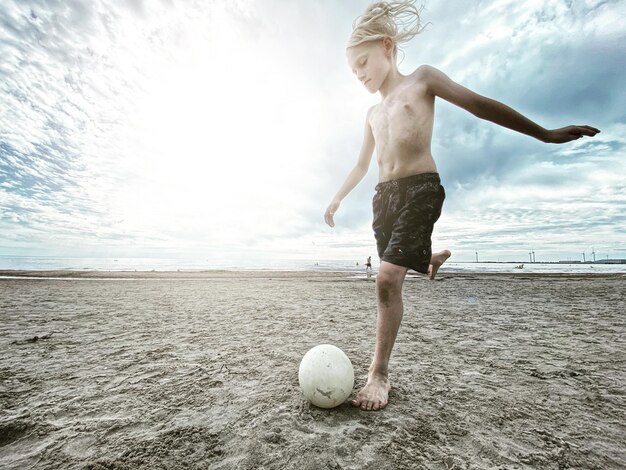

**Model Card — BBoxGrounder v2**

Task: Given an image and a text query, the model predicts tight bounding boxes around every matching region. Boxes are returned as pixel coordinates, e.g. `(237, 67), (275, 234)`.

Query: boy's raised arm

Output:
(418, 65), (600, 144)
(324, 110), (376, 228)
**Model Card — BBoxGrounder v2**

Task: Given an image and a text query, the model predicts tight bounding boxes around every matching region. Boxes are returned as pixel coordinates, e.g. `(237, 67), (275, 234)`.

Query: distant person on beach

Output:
(324, 1), (600, 411)
(365, 256), (372, 277)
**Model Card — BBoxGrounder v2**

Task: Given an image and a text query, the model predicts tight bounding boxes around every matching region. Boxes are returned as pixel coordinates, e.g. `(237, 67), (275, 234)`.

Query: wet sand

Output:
(1, 271), (625, 469)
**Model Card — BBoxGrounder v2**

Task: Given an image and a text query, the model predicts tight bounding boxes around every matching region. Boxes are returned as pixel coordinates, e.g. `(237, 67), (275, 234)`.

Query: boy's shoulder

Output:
(407, 65), (448, 95)
(409, 64), (440, 81)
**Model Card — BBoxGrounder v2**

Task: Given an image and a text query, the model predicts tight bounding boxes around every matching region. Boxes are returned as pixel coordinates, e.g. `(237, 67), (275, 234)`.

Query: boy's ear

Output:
(382, 36), (394, 56)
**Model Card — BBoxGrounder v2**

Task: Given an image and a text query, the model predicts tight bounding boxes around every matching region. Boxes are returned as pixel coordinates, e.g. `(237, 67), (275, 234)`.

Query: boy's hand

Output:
(544, 125), (600, 144)
(324, 200), (341, 227)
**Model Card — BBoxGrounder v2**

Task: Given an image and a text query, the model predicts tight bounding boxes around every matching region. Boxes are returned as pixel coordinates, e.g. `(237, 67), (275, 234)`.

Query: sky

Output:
(1, 0), (625, 264)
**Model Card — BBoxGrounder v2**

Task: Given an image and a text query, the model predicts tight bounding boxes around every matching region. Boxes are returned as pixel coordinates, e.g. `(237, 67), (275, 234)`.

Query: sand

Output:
(1, 270), (625, 469)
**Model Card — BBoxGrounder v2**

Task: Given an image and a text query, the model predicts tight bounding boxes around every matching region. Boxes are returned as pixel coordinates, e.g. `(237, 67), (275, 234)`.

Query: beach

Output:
(1, 271), (625, 469)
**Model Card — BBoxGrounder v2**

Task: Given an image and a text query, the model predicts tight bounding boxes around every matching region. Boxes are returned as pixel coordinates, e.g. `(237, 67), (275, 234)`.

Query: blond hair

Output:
(347, 1), (425, 54)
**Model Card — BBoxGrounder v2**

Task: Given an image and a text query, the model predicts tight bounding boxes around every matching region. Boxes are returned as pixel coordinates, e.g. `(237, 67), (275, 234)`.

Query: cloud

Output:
(0, 0), (624, 262)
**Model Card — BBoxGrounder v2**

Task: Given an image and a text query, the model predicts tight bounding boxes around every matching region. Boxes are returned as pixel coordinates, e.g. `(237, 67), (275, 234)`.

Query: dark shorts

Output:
(372, 173), (445, 274)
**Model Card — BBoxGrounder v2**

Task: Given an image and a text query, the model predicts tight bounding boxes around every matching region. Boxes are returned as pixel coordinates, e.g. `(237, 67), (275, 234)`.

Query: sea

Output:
(0, 256), (624, 275)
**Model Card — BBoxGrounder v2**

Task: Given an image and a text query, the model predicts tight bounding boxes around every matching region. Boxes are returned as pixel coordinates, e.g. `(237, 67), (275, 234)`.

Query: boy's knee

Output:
(376, 270), (402, 294)
(376, 273), (402, 306)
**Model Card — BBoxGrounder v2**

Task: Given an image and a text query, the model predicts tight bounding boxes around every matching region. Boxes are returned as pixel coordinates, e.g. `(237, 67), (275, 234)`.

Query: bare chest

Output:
(369, 87), (434, 146)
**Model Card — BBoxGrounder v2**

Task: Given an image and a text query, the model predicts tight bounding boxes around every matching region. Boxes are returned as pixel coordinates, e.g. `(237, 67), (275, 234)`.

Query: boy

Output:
(324, 1), (599, 411)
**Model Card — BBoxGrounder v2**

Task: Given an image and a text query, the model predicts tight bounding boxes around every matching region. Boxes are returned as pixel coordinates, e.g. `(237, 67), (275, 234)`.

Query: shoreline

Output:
(1, 269), (624, 280)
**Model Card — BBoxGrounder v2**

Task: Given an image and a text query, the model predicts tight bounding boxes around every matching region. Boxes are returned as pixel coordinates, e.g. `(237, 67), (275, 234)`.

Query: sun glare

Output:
(110, 10), (323, 246)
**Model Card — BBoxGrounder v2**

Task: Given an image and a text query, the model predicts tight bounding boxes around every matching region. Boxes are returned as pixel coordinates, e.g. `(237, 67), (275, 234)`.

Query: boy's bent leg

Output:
(352, 261), (408, 411)
(428, 249), (451, 280)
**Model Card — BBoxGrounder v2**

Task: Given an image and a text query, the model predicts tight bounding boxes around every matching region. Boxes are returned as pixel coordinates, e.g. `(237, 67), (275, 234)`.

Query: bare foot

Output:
(428, 249), (451, 280)
(351, 372), (391, 411)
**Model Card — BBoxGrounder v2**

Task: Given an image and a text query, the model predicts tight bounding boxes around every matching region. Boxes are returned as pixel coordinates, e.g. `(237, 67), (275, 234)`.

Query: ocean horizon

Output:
(1, 255), (624, 275)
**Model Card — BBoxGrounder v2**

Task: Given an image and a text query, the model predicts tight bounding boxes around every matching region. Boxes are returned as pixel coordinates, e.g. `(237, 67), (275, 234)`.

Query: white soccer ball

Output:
(298, 344), (354, 408)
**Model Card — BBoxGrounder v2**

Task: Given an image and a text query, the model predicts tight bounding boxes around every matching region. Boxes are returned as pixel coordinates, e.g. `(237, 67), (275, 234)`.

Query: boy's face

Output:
(346, 40), (391, 94)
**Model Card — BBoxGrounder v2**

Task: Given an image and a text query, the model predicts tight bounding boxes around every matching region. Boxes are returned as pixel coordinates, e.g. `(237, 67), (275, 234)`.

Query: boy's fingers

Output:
(324, 211), (335, 227)
(577, 125), (600, 135)
(324, 201), (339, 227)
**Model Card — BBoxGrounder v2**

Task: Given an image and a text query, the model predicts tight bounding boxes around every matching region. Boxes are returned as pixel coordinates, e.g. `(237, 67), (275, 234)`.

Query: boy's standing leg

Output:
(352, 261), (408, 411)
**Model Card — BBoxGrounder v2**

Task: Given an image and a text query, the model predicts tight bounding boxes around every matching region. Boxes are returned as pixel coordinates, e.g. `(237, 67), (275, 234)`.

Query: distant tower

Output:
(528, 251), (533, 262)
(532, 250), (536, 263)
(592, 247), (596, 262)
(582, 252), (586, 263)
(475, 251), (479, 263)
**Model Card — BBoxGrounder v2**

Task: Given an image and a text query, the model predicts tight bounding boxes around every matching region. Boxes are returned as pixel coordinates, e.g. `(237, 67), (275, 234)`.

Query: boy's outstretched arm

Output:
(324, 109), (375, 227)
(419, 65), (600, 143)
